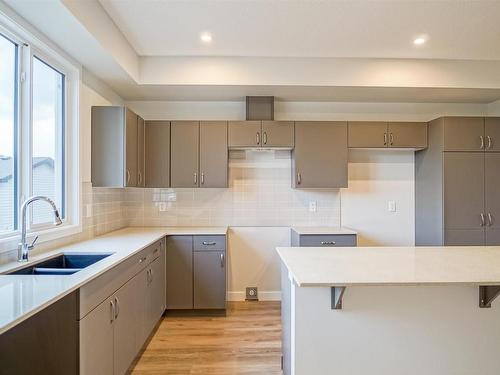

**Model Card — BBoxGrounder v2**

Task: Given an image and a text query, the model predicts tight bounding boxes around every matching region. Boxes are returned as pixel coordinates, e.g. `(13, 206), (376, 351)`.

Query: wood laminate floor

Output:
(131, 301), (282, 375)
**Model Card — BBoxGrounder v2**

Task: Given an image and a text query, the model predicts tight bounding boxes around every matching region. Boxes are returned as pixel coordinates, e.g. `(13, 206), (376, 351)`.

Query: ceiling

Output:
(99, 0), (500, 60)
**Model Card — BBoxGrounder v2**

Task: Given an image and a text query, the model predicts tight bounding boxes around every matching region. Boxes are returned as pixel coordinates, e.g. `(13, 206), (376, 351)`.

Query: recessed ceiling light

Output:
(413, 36), (426, 45)
(200, 32), (213, 43)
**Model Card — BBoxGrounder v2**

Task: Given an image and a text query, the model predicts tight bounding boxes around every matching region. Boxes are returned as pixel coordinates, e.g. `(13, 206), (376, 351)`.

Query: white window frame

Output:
(0, 12), (80, 253)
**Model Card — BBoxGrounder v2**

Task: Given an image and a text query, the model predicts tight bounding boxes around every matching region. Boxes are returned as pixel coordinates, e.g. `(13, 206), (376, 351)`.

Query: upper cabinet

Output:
(442, 117), (485, 151)
(484, 117), (500, 152)
(292, 121), (348, 189)
(137, 116), (145, 187)
(91, 106), (144, 188)
(228, 121), (294, 149)
(348, 121), (428, 149)
(145, 121), (170, 188)
(171, 121), (228, 188)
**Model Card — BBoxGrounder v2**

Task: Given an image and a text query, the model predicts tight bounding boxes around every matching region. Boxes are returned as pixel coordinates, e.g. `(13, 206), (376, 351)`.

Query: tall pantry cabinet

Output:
(415, 117), (500, 246)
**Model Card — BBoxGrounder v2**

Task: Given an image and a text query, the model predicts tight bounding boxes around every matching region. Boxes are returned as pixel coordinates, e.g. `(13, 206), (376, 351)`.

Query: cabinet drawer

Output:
(193, 235), (226, 251)
(299, 234), (357, 247)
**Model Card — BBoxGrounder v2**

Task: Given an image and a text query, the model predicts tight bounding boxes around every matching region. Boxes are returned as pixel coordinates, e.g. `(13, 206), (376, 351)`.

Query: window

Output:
(0, 16), (79, 248)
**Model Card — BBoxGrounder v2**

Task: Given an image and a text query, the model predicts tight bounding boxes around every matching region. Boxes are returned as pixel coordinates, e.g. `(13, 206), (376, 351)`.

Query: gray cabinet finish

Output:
(295, 234), (357, 247)
(193, 235), (226, 251)
(262, 121), (294, 148)
(443, 152), (484, 230)
(443, 117), (484, 151)
(166, 236), (194, 309)
(348, 121), (387, 148)
(137, 116), (145, 187)
(200, 121), (228, 188)
(292, 121), (348, 188)
(171, 121), (200, 187)
(485, 117), (500, 152)
(228, 121), (261, 148)
(388, 122), (427, 148)
(80, 297), (114, 375)
(125, 108), (138, 187)
(193, 251), (226, 309)
(145, 121), (170, 187)
(445, 230), (485, 246)
(148, 252), (166, 328)
(486, 153), (500, 245)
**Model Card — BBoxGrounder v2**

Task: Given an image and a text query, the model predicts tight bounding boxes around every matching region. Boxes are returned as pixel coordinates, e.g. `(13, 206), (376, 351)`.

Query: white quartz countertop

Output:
(291, 226), (357, 235)
(277, 246), (500, 287)
(0, 226), (227, 335)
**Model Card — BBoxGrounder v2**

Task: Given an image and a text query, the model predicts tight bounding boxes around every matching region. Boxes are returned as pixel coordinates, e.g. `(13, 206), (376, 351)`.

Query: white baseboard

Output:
(227, 291), (282, 302)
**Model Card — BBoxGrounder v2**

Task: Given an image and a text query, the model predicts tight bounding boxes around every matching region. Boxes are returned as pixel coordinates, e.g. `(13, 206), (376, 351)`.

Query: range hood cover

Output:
(246, 96), (274, 121)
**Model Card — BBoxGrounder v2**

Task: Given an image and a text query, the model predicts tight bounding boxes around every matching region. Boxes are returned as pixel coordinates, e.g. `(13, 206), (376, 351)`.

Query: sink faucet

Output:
(18, 196), (63, 262)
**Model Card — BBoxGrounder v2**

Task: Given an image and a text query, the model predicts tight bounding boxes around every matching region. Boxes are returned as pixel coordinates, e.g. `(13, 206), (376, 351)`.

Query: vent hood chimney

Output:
(246, 96), (274, 120)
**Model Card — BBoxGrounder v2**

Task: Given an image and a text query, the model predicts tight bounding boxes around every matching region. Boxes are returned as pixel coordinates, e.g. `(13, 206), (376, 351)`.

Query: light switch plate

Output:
(388, 201), (396, 212)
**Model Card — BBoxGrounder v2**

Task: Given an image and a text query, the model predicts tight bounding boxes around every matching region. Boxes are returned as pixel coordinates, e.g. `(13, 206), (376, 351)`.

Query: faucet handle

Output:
(29, 235), (39, 250)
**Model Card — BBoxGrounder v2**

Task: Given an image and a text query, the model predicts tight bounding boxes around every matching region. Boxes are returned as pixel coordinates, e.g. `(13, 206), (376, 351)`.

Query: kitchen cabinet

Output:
(228, 121), (293, 149)
(194, 251), (226, 309)
(485, 117), (500, 152)
(200, 121), (228, 188)
(137, 115), (145, 187)
(292, 121), (348, 188)
(416, 116), (500, 246)
(0, 291), (78, 375)
(171, 121), (200, 187)
(145, 121), (170, 187)
(146, 250), (166, 334)
(348, 121), (427, 149)
(166, 235), (227, 311)
(166, 235), (193, 309)
(91, 106), (142, 187)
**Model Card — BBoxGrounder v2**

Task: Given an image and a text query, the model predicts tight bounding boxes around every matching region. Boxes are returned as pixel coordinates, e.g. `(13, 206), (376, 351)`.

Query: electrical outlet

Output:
(246, 287), (258, 301)
(388, 201), (396, 212)
(309, 201), (317, 212)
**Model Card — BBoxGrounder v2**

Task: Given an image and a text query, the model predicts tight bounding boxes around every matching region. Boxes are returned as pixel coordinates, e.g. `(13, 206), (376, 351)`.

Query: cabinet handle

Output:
(126, 169), (131, 184)
(384, 133), (387, 146)
(487, 136), (492, 149)
(138, 171), (142, 184)
(110, 300), (115, 323)
(201, 173), (205, 185)
(488, 213), (493, 227)
(193, 172), (198, 185)
(297, 172), (302, 185)
(147, 269), (151, 283)
(139, 256), (147, 263)
(321, 241), (336, 245)
(256, 132), (260, 145)
(202, 241), (217, 245)
(480, 136), (485, 149)
(389, 133), (394, 146)
(480, 213), (486, 227)
(114, 297), (120, 319)
(263, 131), (268, 145)
(220, 252), (225, 267)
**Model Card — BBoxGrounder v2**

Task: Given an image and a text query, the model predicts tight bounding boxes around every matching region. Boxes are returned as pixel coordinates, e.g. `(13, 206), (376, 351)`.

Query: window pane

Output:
(0, 34), (17, 233)
(32, 56), (64, 225)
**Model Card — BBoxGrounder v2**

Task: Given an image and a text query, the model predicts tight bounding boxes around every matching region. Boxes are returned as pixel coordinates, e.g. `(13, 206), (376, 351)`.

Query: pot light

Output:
(200, 32), (213, 43)
(413, 36), (426, 45)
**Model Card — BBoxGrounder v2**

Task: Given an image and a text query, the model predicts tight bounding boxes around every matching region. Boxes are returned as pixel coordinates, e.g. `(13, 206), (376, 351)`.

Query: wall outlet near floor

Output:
(388, 200), (397, 212)
(309, 201), (317, 212)
(246, 287), (259, 301)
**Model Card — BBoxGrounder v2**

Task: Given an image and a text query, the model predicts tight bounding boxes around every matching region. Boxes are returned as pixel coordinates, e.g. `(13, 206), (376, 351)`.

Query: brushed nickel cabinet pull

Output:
(480, 136), (485, 149)
(194, 172), (198, 185)
(220, 252), (225, 267)
(110, 300), (115, 323)
(480, 213), (486, 227)
(114, 297), (120, 319)
(487, 136), (492, 149)
(297, 173), (302, 185)
(263, 131), (268, 145)
(256, 132), (260, 145)
(321, 241), (336, 245)
(126, 169), (130, 184)
(488, 213), (493, 226)
(384, 133), (387, 146)
(389, 133), (394, 146)
(201, 173), (205, 185)
(138, 171), (142, 184)
(202, 241), (217, 245)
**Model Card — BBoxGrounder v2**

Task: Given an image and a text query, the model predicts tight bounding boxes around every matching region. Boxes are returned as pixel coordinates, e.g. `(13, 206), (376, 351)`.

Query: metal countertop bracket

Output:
(479, 286), (500, 308)
(331, 287), (346, 310)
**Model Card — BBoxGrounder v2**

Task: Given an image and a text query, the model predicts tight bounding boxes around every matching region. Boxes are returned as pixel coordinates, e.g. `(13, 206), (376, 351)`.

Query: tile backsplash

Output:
(125, 150), (341, 227)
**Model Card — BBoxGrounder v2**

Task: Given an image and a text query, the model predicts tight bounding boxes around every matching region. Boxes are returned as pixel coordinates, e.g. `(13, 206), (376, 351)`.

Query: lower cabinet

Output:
(166, 235), (227, 311)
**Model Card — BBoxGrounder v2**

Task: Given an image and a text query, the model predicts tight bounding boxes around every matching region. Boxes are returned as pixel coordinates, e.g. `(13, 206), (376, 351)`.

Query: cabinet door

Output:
(145, 121), (170, 187)
(261, 121), (294, 148)
(200, 121), (228, 188)
(388, 122), (427, 148)
(443, 152), (485, 233)
(171, 121), (199, 187)
(486, 153), (500, 245)
(137, 116), (145, 187)
(485, 117), (500, 152)
(80, 298), (114, 375)
(445, 230), (485, 246)
(443, 117), (485, 151)
(125, 108), (138, 186)
(228, 121), (262, 148)
(293, 121), (348, 188)
(113, 275), (140, 375)
(348, 121), (387, 148)
(148, 253), (166, 330)
(166, 236), (193, 309)
(194, 251), (226, 309)
(136, 267), (150, 351)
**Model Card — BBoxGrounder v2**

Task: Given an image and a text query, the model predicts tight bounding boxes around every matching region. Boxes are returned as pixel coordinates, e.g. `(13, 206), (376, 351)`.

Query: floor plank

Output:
(131, 301), (282, 375)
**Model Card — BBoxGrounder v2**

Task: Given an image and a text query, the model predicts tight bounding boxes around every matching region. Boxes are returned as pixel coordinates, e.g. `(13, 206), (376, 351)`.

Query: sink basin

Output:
(7, 253), (113, 275)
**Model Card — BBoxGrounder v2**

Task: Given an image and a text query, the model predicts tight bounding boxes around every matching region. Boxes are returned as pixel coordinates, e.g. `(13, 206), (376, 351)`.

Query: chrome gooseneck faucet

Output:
(18, 196), (63, 262)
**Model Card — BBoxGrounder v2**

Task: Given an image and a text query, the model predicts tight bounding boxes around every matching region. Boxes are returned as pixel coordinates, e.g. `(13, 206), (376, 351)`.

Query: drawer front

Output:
(193, 235), (226, 251)
(147, 239), (164, 261)
(299, 234), (357, 247)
